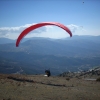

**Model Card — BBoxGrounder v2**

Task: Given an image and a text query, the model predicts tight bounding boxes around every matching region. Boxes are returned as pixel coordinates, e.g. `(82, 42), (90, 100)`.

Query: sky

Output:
(0, 0), (100, 40)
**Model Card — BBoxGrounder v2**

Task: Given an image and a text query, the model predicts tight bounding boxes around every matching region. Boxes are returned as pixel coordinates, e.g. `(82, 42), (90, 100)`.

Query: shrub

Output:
(66, 77), (70, 81)
(96, 77), (100, 82)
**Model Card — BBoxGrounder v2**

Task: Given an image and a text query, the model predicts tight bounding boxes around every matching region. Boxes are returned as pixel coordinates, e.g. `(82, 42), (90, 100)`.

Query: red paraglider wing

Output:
(16, 22), (72, 47)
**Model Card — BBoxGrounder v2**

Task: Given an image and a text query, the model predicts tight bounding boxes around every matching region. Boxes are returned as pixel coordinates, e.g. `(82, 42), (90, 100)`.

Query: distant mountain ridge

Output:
(1, 35), (100, 43)
(1, 35), (100, 57)
(0, 38), (15, 44)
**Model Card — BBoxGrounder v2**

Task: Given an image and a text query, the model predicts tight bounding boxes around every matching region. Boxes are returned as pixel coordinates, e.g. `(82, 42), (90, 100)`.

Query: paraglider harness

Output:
(45, 69), (51, 77)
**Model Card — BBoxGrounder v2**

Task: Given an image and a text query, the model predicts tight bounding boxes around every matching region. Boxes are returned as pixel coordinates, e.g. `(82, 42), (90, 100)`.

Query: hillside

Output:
(0, 35), (100, 75)
(0, 73), (100, 100)
(59, 67), (100, 79)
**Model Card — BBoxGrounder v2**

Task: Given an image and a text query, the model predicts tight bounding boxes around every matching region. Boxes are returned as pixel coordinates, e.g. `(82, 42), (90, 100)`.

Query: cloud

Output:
(1, 23), (99, 39)
(0, 23), (44, 34)
(0, 32), (9, 37)
(67, 24), (79, 33)
(0, 23), (53, 39)
(67, 24), (86, 35)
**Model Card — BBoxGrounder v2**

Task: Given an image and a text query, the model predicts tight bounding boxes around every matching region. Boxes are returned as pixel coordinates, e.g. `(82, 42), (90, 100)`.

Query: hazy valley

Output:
(0, 35), (100, 75)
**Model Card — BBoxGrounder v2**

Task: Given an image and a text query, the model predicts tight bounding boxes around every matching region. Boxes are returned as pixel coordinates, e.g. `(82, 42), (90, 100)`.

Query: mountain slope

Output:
(0, 35), (100, 57)
(0, 38), (15, 44)
(0, 36), (100, 75)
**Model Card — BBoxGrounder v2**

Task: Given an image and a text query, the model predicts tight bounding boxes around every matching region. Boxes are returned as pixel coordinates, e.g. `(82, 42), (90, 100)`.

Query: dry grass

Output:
(0, 74), (100, 100)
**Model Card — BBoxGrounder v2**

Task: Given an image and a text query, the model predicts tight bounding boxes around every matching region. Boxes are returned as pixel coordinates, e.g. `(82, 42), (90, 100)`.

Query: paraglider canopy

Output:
(16, 22), (72, 47)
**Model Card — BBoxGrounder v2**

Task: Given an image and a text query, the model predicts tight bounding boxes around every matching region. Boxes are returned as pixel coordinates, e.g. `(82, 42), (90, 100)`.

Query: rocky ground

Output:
(0, 73), (100, 100)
